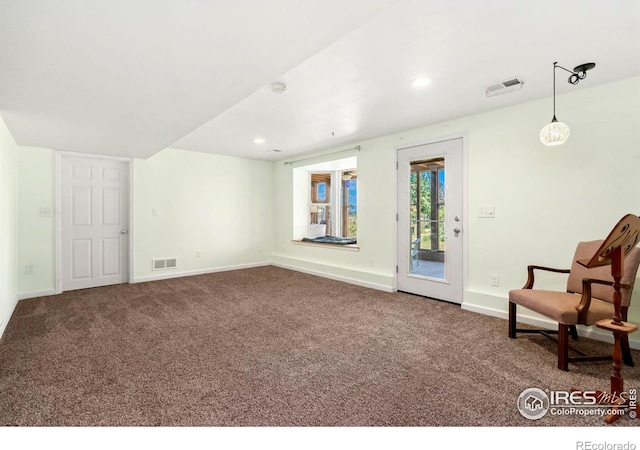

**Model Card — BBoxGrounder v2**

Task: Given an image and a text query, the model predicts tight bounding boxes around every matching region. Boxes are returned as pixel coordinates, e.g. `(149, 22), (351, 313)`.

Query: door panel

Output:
(72, 186), (92, 225)
(397, 138), (464, 303)
(102, 188), (121, 225)
(61, 156), (129, 291)
(101, 238), (120, 276)
(72, 239), (92, 279)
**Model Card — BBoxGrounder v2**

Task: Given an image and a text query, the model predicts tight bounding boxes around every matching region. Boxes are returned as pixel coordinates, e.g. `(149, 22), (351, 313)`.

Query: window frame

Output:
(340, 170), (357, 239)
(307, 167), (357, 239)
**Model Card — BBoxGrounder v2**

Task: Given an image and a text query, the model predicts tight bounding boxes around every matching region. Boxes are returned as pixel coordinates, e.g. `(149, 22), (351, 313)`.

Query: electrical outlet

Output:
(25, 264), (35, 275)
(195, 251), (202, 258)
(490, 274), (499, 287)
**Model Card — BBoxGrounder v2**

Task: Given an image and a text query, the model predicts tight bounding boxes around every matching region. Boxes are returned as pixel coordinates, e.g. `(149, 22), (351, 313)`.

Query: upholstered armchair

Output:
(508, 240), (640, 371)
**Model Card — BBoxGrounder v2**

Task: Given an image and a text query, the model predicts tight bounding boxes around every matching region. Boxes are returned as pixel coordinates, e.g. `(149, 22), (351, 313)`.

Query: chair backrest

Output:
(566, 240), (640, 307)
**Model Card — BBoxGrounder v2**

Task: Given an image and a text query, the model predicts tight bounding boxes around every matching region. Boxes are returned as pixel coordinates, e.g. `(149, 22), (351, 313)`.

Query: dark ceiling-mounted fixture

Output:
(539, 61), (596, 146)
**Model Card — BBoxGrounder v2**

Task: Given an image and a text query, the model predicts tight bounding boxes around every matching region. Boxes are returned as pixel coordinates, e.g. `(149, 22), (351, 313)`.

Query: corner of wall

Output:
(0, 294), (19, 341)
(0, 115), (20, 340)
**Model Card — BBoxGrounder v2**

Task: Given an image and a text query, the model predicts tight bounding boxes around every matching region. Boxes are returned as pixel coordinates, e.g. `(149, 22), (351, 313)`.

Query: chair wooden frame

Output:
(508, 263), (635, 371)
(508, 224), (640, 372)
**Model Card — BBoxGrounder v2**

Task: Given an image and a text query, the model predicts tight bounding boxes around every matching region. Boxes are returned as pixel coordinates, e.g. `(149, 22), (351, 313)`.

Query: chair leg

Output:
(569, 325), (579, 340)
(558, 324), (569, 371)
(622, 334), (634, 367)
(508, 302), (517, 339)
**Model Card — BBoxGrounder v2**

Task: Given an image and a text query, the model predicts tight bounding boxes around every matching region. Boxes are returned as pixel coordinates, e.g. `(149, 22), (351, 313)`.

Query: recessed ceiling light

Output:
(412, 77), (432, 88)
(254, 137), (266, 145)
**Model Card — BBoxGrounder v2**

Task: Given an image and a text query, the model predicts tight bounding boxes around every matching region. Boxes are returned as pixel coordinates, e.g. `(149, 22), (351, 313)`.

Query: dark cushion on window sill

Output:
(301, 236), (357, 245)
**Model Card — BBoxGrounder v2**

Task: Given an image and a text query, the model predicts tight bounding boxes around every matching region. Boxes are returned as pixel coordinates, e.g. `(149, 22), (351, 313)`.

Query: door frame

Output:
(395, 132), (469, 300)
(55, 151), (134, 294)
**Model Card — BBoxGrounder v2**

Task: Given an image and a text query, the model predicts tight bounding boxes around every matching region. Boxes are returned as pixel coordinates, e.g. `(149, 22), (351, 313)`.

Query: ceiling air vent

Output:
(485, 77), (524, 97)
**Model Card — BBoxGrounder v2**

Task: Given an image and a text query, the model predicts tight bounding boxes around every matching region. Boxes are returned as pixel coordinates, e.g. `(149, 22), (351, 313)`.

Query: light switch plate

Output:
(479, 207), (495, 218)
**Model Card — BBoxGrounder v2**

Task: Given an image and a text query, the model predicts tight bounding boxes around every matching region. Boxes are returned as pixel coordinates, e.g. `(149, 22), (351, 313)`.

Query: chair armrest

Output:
(575, 278), (633, 323)
(580, 278), (632, 291)
(523, 265), (570, 289)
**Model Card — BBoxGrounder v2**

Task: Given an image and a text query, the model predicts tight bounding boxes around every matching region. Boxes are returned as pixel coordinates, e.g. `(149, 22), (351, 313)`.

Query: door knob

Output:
(120, 229), (128, 235)
(453, 227), (461, 237)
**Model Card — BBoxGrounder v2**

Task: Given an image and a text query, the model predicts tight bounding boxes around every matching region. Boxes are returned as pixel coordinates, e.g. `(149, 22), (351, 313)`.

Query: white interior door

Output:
(397, 137), (464, 303)
(61, 155), (129, 291)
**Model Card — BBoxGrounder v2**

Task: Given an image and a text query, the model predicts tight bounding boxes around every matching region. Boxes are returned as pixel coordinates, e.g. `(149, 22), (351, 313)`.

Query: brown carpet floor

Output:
(0, 266), (638, 426)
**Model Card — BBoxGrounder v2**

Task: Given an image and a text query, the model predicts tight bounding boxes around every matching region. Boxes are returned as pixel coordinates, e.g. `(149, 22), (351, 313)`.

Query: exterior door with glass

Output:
(397, 137), (464, 303)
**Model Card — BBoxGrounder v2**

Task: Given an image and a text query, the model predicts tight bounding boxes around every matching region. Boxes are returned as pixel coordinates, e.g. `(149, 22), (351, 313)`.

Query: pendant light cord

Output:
(552, 61), (588, 121)
(552, 62), (557, 121)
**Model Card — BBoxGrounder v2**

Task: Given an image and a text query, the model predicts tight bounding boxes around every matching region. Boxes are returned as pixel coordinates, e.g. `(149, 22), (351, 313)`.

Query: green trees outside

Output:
(410, 170), (445, 252)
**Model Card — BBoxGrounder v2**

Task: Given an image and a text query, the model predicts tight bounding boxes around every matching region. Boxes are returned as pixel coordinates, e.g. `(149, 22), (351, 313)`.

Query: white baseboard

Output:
(461, 302), (508, 320)
(131, 261), (271, 283)
(0, 294), (20, 341)
(18, 289), (58, 301)
(271, 259), (394, 292)
(462, 295), (640, 350)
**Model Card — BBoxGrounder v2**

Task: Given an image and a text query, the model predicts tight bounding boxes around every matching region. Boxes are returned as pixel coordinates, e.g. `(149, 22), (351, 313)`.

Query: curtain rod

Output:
(283, 145), (361, 166)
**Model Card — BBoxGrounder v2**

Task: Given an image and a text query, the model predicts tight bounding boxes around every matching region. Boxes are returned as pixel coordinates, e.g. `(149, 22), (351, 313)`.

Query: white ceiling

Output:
(1, 0), (639, 161)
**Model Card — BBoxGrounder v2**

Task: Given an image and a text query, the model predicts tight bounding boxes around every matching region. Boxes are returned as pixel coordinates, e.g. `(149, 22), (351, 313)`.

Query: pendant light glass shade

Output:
(540, 116), (570, 146)
(539, 61), (594, 146)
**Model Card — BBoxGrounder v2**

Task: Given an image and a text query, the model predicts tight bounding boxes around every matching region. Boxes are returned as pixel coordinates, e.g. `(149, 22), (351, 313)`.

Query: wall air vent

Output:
(485, 77), (524, 97)
(152, 258), (177, 271)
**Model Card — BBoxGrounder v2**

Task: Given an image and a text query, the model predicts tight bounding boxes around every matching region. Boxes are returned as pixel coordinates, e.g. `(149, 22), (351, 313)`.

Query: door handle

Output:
(120, 229), (128, 235)
(453, 227), (461, 237)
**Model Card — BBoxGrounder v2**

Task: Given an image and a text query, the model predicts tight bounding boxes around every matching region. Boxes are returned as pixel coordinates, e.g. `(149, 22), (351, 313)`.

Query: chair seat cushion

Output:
(509, 289), (614, 325)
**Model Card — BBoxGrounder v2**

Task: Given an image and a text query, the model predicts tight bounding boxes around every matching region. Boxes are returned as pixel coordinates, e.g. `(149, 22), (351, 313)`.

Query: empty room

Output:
(1, 0), (639, 445)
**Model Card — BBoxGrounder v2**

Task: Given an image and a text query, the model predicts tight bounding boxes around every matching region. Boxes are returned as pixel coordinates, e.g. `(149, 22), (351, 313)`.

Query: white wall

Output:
(15, 147), (274, 293)
(0, 116), (20, 337)
(273, 77), (640, 332)
(7, 77), (640, 349)
(132, 148), (274, 281)
(273, 145), (395, 291)
(17, 147), (56, 297)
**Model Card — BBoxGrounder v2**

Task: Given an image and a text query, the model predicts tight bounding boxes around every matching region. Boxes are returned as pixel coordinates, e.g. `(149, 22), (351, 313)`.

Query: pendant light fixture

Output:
(539, 61), (596, 146)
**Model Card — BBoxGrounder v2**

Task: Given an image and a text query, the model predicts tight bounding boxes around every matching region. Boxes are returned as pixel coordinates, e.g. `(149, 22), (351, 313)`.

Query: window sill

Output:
(291, 240), (360, 251)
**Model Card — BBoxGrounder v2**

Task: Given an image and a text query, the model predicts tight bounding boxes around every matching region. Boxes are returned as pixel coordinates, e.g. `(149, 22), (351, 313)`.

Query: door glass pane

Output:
(409, 158), (445, 279)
